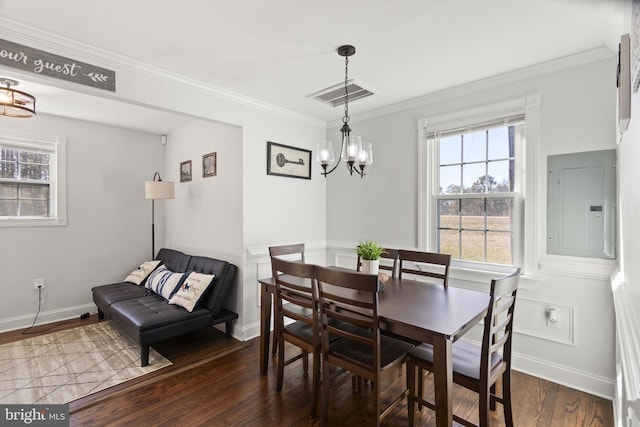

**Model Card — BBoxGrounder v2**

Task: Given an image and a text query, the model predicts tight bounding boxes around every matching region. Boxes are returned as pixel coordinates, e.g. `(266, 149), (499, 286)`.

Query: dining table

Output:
(258, 270), (490, 427)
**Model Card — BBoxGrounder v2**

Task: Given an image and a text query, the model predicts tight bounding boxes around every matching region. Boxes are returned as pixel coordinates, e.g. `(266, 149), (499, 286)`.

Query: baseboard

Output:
(512, 351), (614, 400)
(0, 303), (97, 333)
(237, 321), (260, 342)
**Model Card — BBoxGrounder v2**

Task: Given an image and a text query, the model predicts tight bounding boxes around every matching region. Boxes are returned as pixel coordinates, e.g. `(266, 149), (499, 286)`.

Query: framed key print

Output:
(266, 141), (312, 180)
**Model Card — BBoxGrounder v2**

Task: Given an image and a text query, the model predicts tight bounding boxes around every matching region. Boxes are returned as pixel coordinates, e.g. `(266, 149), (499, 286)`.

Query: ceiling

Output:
(0, 0), (621, 133)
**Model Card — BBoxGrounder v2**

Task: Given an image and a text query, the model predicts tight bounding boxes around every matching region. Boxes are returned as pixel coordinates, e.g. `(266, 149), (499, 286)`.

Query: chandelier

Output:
(315, 45), (372, 178)
(0, 78), (36, 118)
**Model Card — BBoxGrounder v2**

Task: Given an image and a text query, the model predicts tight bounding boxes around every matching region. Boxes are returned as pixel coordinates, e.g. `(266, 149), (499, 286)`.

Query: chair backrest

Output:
(315, 266), (381, 377)
(269, 243), (305, 261)
(357, 248), (399, 277)
(269, 243), (305, 279)
(270, 257), (317, 340)
(482, 268), (520, 382)
(398, 249), (451, 286)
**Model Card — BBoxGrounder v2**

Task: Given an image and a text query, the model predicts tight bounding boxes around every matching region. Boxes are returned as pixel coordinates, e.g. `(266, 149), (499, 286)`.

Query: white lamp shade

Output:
(316, 141), (335, 164)
(359, 142), (373, 166)
(145, 180), (175, 200)
(342, 135), (362, 161)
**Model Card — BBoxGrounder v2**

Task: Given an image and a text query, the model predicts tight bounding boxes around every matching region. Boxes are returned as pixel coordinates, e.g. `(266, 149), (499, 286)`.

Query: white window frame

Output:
(418, 95), (540, 279)
(0, 130), (67, 227)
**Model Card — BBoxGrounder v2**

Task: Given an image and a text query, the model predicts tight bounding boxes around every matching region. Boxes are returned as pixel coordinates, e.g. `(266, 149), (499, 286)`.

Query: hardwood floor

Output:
(1, 316), (613, 426)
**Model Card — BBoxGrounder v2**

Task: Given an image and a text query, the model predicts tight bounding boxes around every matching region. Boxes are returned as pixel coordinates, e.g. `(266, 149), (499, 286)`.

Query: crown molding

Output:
(329, 46), (615, 129)
(0, 17), (325, 129)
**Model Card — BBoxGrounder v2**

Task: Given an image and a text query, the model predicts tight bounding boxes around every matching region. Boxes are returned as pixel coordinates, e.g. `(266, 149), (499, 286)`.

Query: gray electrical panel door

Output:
(547, 149), (616, 259)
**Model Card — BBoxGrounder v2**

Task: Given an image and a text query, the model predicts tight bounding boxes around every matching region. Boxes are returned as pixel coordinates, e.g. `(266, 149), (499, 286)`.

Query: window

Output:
(419, 96), (540, 276)
(436, 118), (524, 266)
(0, 131), (67, 227)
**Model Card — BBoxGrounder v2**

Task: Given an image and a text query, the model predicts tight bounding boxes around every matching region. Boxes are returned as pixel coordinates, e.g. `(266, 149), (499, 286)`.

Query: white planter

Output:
(361, 259), (379, 275)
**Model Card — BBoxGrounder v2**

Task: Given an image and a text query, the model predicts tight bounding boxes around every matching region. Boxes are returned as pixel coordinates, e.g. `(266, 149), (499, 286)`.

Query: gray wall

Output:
(0, 113), (165, 331)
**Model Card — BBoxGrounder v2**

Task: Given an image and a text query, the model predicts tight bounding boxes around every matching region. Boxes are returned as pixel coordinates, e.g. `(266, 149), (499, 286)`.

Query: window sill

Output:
(538, 255), (616, 281)
(449, 264), (538, 291)
(0, 217), (67, 227)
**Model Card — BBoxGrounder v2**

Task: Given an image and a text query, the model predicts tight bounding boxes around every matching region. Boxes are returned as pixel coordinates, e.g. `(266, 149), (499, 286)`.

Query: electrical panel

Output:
(547, 149), (616, 259)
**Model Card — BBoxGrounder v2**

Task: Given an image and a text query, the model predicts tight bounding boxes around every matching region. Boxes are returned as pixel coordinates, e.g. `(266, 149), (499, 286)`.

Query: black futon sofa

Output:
(92, 248), (238, 366)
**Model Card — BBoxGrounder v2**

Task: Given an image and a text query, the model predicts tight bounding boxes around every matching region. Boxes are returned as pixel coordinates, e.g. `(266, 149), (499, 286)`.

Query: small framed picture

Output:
(180, 160), (192, 182)
(266, 141), (312, 180)
(203, 152), (217, 177)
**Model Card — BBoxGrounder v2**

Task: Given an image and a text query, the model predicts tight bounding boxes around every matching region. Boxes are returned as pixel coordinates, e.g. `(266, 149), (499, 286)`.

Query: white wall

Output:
(0, 113), (165, 331)
(163, 119), (244, 328)
(240, 109), (327, 339)
(615, 47), (640, 427)
(325, 56), (618, 398)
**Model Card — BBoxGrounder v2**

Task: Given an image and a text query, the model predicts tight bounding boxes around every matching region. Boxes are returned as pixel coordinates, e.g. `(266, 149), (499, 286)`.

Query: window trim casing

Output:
(418, 95), (540, 277)
(0, 131), (67, 227)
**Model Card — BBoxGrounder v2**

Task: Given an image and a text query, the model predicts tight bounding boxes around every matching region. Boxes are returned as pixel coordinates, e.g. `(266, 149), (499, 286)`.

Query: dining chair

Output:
(406, 267), (521, 427)
(269, 243), (308, 355)
(270, 257), (321, 418)
(398, 249), (451, 285)
(398, 249), (452, 402)
(357, 247), (399, 278)
(315, 265), (414, 427)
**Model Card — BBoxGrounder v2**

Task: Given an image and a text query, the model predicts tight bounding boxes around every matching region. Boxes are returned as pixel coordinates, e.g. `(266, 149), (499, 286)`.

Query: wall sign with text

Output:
(0, 39), (116, 92)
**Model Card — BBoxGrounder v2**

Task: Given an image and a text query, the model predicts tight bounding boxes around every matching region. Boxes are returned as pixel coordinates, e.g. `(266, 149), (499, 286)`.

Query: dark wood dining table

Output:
(258, 272), (490, 427)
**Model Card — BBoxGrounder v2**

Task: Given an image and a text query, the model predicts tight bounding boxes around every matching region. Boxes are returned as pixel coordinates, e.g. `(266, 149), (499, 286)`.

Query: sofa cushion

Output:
(145, 266), (189, 300)
(168, 272), (215, 312)
(110, 296), (211, 334)
(155, 248), (191, 272)
(92, 282), (147, 318)
(123, 260), (162, 285)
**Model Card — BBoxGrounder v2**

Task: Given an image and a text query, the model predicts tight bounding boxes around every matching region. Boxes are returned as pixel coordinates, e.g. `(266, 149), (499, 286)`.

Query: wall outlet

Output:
(33, 278), (45, 290)
(546, 308), (560, 330)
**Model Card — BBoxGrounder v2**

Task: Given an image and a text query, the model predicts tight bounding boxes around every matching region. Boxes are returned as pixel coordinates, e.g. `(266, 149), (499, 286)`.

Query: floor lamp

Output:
(145, 172), (175, 260)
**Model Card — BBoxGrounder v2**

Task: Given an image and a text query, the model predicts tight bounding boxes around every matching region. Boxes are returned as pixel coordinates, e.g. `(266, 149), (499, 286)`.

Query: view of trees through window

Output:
(436, 123), (520, 265)
(0, 148), (51, 217)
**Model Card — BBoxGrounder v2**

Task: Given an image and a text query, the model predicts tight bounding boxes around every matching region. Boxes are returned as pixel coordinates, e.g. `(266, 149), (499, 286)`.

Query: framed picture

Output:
(180, 160), (192, 182)
(266, 141), (312, 180)
(203, 152), (217, 177)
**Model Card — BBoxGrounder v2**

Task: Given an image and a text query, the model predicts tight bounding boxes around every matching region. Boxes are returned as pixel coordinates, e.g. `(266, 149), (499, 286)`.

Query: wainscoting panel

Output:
(514, 298), (575, 346)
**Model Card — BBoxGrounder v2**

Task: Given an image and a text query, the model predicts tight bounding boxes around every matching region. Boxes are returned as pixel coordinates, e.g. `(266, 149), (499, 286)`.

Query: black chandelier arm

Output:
(322, 138), (345, 176)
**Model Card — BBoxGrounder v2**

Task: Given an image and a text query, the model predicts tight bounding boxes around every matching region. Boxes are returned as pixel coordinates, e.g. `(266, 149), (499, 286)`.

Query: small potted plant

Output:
(355, 239), (385, 275)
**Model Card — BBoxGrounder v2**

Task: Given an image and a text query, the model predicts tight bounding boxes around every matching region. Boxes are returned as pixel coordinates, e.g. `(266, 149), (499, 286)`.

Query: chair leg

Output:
(479, 382), (491, 427)
(503, 371), (514, 427)
(276, 334), (285, 392)
(302, 351), (309, 373)
(407, 360), (416, 427)
(321, 359), (330, 427)
(373, 372), (381, 427)
(272, 328), (278, 355)
(417, 367), (423, 410)
(311, 350), (320, 418)
(490, 383), (497, 410)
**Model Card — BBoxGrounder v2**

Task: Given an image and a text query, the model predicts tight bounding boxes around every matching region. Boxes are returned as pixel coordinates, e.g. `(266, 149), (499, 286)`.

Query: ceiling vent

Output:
(307, 79), (374, 107)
